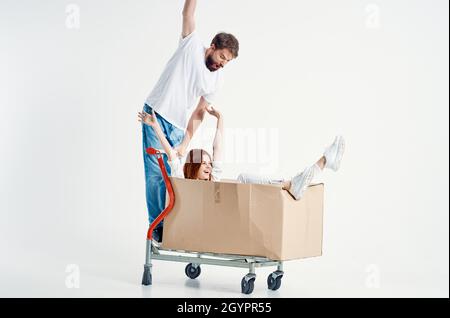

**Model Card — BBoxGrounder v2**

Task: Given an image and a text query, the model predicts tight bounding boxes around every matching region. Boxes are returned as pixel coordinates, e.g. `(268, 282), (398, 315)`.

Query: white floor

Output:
(1, 180), (448, 298)
(1, 242), (447, 298)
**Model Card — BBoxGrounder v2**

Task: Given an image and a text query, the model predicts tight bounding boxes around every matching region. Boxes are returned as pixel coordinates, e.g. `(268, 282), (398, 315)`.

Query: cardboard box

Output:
(161, 177), (324, 261)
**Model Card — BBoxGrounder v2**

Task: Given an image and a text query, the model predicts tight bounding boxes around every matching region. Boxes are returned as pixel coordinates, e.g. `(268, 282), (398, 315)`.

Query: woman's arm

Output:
(138, 110), (177, 161)
(175, 97), (209, 156)
(206, 106), (223, 162)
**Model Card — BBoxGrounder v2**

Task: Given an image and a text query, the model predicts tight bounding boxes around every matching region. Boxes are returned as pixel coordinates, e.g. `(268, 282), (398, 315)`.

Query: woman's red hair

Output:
(183, 149), (212, 180)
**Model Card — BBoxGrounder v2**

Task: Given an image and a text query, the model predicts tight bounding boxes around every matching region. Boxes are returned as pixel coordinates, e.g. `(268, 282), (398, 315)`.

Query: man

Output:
(141, 0), (239, 243)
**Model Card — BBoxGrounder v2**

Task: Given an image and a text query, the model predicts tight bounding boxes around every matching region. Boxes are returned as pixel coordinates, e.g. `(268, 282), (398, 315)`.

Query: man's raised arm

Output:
(182, 0), (197, 38)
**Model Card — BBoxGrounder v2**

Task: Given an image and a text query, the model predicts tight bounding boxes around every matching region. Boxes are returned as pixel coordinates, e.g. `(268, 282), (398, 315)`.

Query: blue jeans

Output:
(142, 104), (184, 227)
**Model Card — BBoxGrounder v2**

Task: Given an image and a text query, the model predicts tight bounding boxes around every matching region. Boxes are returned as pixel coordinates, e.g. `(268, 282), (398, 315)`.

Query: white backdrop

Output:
(0, 0), (448, 297)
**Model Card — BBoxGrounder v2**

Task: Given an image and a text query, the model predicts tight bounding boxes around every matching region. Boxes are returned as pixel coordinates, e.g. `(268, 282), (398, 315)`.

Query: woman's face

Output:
(196, 153), (212, 180)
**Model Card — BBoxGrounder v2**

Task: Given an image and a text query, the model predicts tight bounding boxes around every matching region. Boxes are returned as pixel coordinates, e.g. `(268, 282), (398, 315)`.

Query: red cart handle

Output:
(145, 147), (175, 240)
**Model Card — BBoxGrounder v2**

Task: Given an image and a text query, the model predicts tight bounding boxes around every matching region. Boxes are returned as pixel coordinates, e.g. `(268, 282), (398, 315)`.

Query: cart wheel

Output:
(185, 263), (201, 279)
(241, 276), (255, 294)
(267, 272), (283, 291)
(142, 266), (152, 286)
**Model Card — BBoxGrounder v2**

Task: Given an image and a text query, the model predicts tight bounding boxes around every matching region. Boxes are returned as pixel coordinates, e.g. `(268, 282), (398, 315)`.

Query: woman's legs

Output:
(237, 173), (286, 185)
(280, 156), (326, 192)
(289, 135), (345, 200)
(236, 173), (296, 193)
(237, 136), (345, 200)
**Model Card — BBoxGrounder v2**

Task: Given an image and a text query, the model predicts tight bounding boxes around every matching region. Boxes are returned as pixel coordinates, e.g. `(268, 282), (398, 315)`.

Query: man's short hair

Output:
(211, 33), (239, 58)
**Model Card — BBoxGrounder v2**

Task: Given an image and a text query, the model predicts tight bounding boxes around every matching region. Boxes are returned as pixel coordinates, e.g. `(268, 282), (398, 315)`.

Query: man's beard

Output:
(205, 55), (219, 72)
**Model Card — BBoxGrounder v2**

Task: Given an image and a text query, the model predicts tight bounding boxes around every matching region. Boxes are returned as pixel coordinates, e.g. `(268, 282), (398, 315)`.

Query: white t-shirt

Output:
(145, 31), (222, 131)
(167, 149), (223, 182)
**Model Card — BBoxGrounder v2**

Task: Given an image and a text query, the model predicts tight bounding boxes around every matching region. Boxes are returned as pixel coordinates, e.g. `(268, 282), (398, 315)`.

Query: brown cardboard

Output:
(161, 177), (324, 261)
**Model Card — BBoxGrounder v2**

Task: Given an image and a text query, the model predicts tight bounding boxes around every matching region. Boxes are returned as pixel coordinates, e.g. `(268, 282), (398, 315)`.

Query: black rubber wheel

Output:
(241, 277), (255, 294)
(267, 274), (282, 291)
(142, 267), (152, 286)
(185, 263), (201, 279)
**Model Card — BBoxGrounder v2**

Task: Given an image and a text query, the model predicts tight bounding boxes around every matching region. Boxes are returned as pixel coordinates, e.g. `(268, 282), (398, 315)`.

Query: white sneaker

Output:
(324, 136), (345, 172)
(151, 239), (161, 248)
(289, 166), (314, 200)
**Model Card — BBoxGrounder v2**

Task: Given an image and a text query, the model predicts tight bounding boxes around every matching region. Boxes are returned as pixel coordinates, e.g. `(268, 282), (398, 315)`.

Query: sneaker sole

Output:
(334, 136), (345, 171)
(291, 167), (315, 200)
(151, 240), (161, 248)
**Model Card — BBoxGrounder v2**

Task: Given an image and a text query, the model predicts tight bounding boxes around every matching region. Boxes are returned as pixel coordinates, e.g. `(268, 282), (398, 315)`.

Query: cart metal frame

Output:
(141, 148), (284, 294)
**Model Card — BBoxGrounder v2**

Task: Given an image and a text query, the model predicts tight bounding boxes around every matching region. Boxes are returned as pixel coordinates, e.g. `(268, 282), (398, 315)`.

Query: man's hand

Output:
(182, 0), (197, 38)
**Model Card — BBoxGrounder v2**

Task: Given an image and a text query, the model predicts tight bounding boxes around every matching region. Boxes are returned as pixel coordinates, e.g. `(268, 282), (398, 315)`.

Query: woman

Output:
(138, 107), (345, 201)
